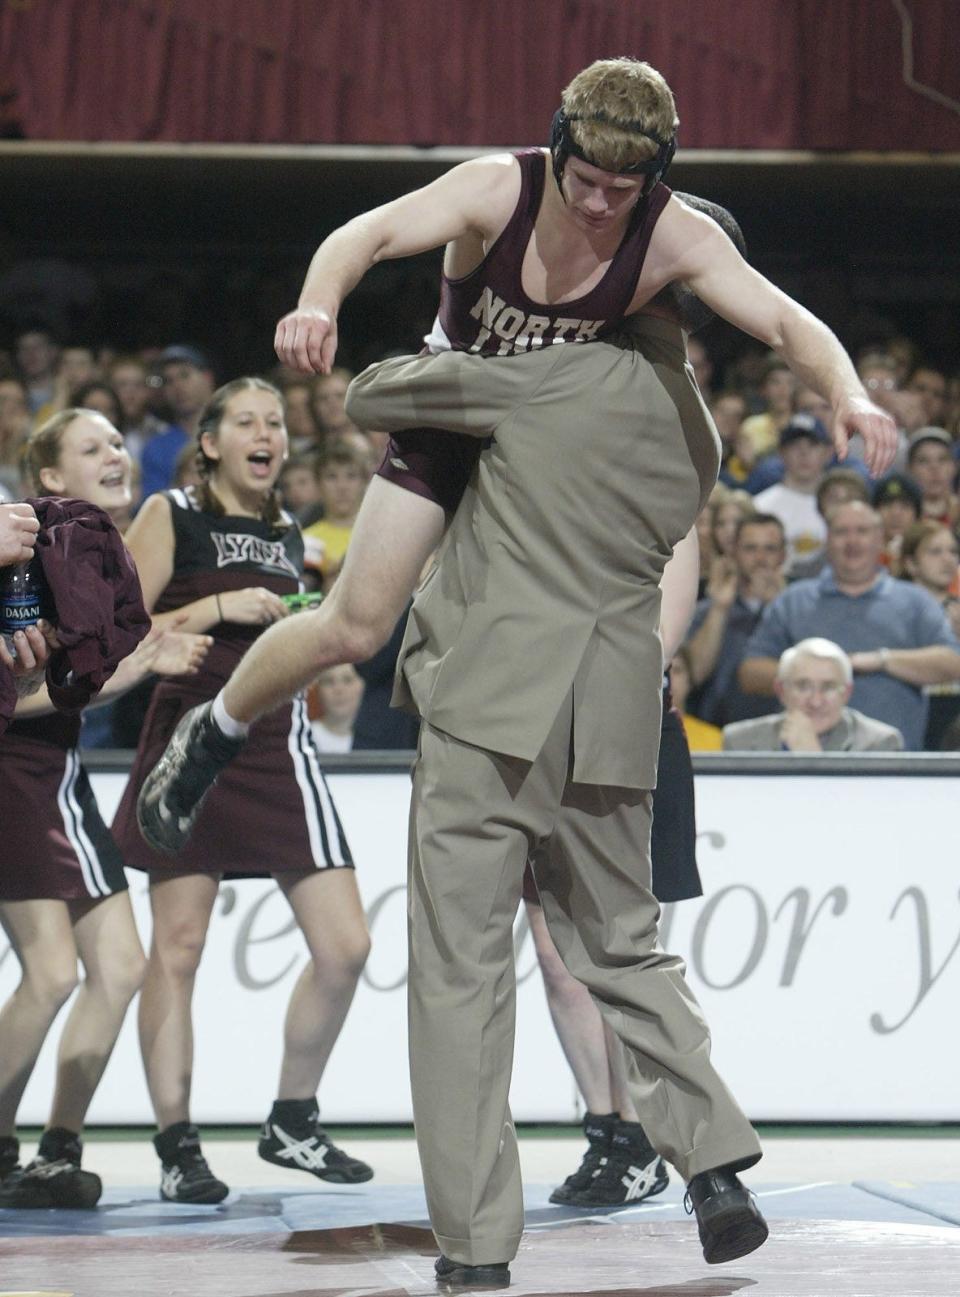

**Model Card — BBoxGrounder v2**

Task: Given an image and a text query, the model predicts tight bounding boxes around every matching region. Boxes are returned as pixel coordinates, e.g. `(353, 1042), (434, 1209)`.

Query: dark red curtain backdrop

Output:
(1, 0), (958, 149)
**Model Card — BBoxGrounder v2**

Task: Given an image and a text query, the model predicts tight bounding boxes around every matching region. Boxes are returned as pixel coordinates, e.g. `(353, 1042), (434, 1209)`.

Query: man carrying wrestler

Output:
(138, 56), (893, 850)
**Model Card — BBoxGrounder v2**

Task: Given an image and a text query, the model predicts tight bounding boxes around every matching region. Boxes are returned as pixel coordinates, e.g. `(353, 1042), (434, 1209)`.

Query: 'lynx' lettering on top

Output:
(211, 532), (299, 579)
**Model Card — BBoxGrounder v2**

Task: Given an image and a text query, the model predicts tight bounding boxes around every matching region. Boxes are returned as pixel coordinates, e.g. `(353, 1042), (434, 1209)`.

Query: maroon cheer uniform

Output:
(0, 710), (128, 902)
(112, 488), (352, 876)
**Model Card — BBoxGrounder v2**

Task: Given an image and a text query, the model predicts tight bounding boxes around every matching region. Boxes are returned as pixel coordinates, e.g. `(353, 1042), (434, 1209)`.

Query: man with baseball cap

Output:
(906, 426), (959, 527)
(141, 345), (216, 499)
(872, 472), (922, 566)
(753, 413), (835, 578)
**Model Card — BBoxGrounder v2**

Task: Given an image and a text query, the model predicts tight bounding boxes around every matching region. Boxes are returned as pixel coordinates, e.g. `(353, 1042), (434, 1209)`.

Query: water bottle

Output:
(0, 555), (54, 657)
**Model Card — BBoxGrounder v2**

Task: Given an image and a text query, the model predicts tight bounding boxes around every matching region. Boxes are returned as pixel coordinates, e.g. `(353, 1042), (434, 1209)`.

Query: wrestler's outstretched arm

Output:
(649, 202), (897, 476)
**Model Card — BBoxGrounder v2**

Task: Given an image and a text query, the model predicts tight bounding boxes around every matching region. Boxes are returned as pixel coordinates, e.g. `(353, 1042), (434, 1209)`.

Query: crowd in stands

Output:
(2, 320), (960, 753)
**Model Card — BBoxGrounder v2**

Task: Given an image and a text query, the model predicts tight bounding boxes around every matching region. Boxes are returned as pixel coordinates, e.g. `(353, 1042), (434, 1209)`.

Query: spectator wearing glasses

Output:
(854, 351), (913, 470)
(739, 501), (960, 749)
(723, 638), (903, 752)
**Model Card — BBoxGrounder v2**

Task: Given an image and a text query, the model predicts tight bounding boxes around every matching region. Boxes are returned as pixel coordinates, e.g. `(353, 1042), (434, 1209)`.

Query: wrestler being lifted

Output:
(138, 56), (895, 851)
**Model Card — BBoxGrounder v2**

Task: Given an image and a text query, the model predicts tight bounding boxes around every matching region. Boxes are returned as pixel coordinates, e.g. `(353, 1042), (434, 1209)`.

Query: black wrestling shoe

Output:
(137, 700), (245, 854)
(155, 1122), (229, 1204)
(0, 1136), (55, 1209)
(571, 1119), (669, 1207)
(684, 1166), (769, 1264)
(258, 1100), (373, 1184)
(435, 1254), (511, 1289)
(0, 1166), (52, 1209)
(548, 1111), (615, 1205)
(8, 1128), (102, 1208)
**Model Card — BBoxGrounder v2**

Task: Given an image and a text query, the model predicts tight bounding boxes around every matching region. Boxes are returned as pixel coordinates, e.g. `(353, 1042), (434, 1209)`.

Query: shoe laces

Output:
(24, 1156), (75, 1179)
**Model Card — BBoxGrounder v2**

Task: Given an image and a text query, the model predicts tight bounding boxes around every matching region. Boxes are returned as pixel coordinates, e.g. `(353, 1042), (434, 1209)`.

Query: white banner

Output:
(4, 770), (958, 1124)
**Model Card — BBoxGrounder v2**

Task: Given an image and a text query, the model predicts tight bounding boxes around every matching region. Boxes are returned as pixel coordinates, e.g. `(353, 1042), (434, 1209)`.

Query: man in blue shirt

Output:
(140, 346), (215, 500)
(686, 513), (786, 727)
(739, 500), (960, 749)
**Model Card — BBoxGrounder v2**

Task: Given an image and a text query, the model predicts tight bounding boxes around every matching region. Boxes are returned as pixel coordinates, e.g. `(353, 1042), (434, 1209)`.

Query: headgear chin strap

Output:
(549, 108), (677, 196)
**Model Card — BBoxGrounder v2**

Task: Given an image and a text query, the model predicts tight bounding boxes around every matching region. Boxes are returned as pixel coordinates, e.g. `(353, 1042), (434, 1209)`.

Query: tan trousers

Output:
(408, 694), (762, 1266)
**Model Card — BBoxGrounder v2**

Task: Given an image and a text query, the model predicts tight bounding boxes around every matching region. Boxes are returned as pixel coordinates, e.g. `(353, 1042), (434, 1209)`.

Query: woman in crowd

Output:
(899, 520), (960, 630)
(695, 485), (754, 600)
(0, 408), (207, 1209)
(309, 664), (364, 754)
(899, 519), (960, 748)
(112, 378), (372, 1204)
(710, 488), (755, 561)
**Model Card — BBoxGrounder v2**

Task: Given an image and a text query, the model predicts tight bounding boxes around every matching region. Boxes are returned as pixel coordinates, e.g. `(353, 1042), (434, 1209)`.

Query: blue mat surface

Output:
(1, 1180), (958, 1239)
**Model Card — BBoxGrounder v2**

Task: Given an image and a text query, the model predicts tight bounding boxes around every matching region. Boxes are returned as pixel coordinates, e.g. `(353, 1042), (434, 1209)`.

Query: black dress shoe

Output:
(435, 1253), (511, 1289)
(684, 1167), (768, 1264)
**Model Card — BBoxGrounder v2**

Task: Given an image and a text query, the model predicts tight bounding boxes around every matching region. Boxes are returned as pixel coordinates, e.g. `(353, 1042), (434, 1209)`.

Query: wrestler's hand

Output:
(275, 305), (338, 375)
(0, 502), (40, 565)
(831, 396), (897, 477)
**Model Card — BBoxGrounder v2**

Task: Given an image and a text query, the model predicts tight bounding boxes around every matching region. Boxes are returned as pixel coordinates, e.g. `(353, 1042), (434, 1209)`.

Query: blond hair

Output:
(24, 407), (116, 495)
(561, 58), (678, 171)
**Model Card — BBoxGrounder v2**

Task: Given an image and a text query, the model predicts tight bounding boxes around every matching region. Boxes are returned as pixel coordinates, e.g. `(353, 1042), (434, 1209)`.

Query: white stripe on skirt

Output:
(287, 696), (347, 868)
(56, 750), (109, 897)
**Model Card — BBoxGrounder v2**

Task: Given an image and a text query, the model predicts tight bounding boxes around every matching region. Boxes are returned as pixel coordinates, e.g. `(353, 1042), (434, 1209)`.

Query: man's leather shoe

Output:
(684, 1167), (768, 1264)
(435, 1253), (511, 1289)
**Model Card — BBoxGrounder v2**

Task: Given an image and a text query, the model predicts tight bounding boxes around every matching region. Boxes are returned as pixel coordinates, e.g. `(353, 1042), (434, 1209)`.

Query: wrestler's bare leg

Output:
(222, 477), (445, 724)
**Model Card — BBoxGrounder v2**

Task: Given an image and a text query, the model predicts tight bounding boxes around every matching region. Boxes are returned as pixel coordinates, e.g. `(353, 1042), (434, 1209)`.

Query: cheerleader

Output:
(112, 378), (372, 1203)
(0, 408), (206, 1208)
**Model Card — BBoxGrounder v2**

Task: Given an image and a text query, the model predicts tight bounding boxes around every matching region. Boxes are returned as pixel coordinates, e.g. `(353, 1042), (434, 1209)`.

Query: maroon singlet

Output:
(377, 149), (671, 511)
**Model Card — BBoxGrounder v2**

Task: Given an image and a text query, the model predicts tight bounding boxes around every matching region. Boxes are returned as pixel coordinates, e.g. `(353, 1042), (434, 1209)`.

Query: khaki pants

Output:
(408, 694), (762, 1266)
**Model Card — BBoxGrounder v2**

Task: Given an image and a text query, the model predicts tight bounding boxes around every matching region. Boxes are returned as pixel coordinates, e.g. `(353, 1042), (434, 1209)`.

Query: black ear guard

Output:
(549, 108), (677, 196)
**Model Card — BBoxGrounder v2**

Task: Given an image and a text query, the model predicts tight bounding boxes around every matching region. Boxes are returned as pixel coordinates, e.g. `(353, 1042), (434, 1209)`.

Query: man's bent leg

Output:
(409, 723), (561, 1267)
(535, 787), (762, 1183)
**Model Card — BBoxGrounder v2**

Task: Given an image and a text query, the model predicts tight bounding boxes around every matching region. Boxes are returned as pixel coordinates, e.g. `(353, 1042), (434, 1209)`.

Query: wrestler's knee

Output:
(325, 595), (395, 665)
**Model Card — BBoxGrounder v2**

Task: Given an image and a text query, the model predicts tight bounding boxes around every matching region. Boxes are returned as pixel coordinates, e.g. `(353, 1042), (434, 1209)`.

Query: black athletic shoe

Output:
(258, 1102), (373, 1184)
(548, 1111), (615, 1205)
(137, 700), (246, 854)
(0, 1167), (52, 1209)
(570, 1120), (669, 1208)
(0, 1129), (101, 1209)
(684, 1166), (769, 1264)
(155, 1122), (229, 1204)
(435, 1254), (511, 1290)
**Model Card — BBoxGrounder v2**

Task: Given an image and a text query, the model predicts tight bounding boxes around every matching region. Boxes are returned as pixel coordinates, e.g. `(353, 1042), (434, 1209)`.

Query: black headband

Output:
(549, 108), (677, 195)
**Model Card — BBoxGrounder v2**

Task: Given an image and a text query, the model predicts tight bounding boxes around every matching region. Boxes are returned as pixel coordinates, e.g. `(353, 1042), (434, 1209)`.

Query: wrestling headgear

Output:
(549, 108), (677, 196)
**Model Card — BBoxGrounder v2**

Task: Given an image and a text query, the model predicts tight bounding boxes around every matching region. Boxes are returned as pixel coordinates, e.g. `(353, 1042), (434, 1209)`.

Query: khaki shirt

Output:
(346, 317), (720, 789)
